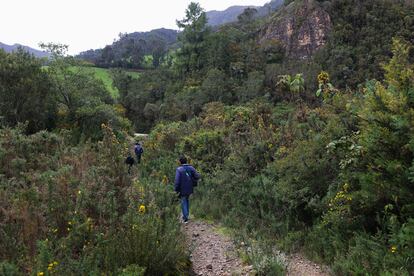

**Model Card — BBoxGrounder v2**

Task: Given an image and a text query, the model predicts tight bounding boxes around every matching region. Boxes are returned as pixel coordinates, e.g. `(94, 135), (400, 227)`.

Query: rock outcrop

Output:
(259, 0), (332, 59)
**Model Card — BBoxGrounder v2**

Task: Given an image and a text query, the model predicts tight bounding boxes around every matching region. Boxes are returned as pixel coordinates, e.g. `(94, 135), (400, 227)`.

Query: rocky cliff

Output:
(259, 0), (332, 59)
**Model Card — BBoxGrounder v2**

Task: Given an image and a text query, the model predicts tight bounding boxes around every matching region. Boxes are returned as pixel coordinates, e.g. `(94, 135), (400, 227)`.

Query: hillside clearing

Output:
(73, 66), (140, 98)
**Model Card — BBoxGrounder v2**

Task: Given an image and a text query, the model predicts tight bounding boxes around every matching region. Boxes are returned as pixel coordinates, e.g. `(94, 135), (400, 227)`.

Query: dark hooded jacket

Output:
(174, 164), (200, 196)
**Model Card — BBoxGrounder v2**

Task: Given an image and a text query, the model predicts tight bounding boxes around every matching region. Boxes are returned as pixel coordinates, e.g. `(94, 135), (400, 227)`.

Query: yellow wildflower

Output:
(317, 71), (330, 84)
(343, 183), (349, 191)
(138, 204), (146, 214)
(48, 261), (58, 271)
(37, 272), (44, 276)
(391, 246), (397, 253)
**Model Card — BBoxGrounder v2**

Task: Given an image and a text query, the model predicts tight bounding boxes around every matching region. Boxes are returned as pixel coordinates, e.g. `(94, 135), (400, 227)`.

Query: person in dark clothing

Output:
(174, 156), (200, 223)
(134, 142), (144, 164)
(125, 153), (135, 174)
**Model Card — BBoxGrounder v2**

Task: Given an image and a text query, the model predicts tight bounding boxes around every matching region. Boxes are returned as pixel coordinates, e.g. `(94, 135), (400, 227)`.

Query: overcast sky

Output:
(0, 0), (270, 55)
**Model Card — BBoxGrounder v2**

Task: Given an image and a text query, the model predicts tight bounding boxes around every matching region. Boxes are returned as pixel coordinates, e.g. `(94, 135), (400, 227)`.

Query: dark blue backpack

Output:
(185, 167), (200, 187)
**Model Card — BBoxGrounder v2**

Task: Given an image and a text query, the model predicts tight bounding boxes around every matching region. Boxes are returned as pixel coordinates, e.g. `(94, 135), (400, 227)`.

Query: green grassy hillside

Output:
(74, 66), (140, 98)
(43, 65), (141, 98)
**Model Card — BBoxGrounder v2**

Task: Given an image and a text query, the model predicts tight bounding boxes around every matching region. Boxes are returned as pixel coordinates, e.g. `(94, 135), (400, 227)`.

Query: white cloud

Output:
(0, 0), (270, 54)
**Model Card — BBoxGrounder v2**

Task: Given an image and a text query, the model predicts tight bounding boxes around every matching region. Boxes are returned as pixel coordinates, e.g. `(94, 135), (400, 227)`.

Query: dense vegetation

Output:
(112, 0), (414, 274)
(0, 125), (188, 275)
(1, 0), (414, 274)
(143, 40), (414, 274)
(0, 46), (187, 275)
(315, 0), (414, 88)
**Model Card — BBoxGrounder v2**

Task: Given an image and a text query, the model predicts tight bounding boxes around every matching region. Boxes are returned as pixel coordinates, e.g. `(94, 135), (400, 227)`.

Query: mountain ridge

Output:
(206, 0), (284, 26)
(206, 5), (258, 26)
(0, 42), (50, 58)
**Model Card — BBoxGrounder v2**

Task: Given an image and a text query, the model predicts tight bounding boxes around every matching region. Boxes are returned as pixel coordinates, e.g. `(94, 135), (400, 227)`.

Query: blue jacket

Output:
(134, 145), (143, 155)
(174, 164), (200, 196)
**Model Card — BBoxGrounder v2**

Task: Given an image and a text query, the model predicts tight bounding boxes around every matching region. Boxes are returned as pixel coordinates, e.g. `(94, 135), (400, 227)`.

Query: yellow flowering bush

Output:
(322, 184), (353, 226)
(317, 71), (330, 84)
(138, 204), (146, 214)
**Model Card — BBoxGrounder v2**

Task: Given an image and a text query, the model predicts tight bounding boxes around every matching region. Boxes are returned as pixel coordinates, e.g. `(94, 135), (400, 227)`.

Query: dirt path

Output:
(184, 220), (330, 276)
(286, 254), (329, 276)
(184, 220), (253, 276)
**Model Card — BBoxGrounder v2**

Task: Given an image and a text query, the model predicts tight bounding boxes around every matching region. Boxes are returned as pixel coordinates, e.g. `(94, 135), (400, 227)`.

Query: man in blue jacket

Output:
(174, 156), (200, 223)
(134, 142), (143, 164)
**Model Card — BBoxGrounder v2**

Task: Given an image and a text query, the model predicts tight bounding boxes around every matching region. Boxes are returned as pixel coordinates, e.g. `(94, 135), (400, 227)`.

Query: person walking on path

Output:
(134, 142), (144, 164)
(125, 152), (135, 174)
(174, 156), (201, 223)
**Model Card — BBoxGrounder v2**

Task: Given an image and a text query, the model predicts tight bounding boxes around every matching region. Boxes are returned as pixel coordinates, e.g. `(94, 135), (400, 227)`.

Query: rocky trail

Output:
(184, 220), (252, 276)
(184, 220), (330, 276)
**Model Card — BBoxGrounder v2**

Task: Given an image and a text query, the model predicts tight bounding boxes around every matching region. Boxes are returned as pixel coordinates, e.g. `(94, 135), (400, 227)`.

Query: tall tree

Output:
(0, 48), (56, 133)
(176, 2), (210, 76)
(150, 38), (167, 68)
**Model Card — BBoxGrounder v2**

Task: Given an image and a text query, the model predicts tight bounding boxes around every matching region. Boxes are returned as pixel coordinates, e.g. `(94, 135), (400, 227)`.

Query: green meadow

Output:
(75, 66), (140, 98)
(43, 65), (141, 98)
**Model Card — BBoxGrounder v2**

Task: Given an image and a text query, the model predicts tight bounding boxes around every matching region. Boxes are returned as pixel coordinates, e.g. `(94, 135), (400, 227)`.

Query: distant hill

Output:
(0, 42), (50, 58)
(77, 28), (178, 69)
(257, 0), (285, 16)
(122, 28), (178, 46)
(207, 6), (258, 26)
(206, 0), (284, 26)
